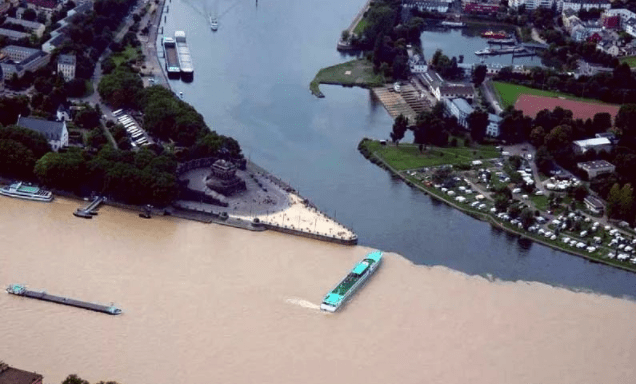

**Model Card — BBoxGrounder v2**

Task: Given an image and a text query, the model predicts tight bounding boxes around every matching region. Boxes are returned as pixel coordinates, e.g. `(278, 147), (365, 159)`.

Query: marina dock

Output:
(74, 196), (104, 218)
(6, 284), (122, 315)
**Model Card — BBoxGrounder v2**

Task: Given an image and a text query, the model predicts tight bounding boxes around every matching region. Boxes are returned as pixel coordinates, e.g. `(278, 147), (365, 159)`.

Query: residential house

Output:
(625, 18), (636, 38)
(57, 53), (76, 81)
(402, 0), (450, 13)
(572, 137), (612, 154)
(560, 0), (610, 13)
(436, 83), (474, 101)
(597, 40), (620, 56)
(583, 195), (605, 214)
(577, 160), (615, 179)
(0, 45), (50, 80)
(486, 113), (502, 137)
(604, 9), (636, 27)
(16, 116), (68, 151)
(3, 17), (45, 37)
(0, 361), (43, 384)
(562, 10), (580, 30)
(409, 54), (427, 74)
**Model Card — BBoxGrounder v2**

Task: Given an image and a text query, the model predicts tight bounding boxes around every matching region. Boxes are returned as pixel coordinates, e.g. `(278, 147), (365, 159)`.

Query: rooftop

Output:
(0, 362), (42, 384)
(0, 28), (29, 39)
(58, 54), (75, 65)
(4, 17), (44, 30)
(17, 116), (65, 141)
(451, 98), (474, 115)
(573, 137), (611, 147)
(2, 45), (41, 58)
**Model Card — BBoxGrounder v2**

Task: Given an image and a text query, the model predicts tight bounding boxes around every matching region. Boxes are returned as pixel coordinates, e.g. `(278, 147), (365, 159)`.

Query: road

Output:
(531, 28), (547, 44)
(481, 79), (503, 114)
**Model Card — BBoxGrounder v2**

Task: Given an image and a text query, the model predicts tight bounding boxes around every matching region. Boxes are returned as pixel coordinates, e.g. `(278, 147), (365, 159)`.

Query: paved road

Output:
(481, 79), (503, 114)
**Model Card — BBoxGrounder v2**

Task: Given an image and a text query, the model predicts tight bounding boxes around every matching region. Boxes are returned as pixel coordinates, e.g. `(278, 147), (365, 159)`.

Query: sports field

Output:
(514, 94), (620, 121)
(492, 81), (603, 109)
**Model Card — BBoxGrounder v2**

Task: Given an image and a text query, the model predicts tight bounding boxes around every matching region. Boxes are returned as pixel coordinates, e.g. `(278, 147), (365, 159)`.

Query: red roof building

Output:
(601, 14), (620, 29)
(587, 32), (602, 43)
(463, 3), (500, 13)
(0, 362), (43, 384)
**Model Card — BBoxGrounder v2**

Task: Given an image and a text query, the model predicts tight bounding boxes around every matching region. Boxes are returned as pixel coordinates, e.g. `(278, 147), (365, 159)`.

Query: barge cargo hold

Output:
(6, 284), (122, 315)
(321, 251), (382, 312)
(162, 37), (181, 78)
(175, 31), (193, 76)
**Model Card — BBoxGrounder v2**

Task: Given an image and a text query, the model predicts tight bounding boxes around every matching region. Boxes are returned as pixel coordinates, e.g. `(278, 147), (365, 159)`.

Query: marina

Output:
(321, 251), (382, 312)
(0, 182), (53, 202)
(5, 284), (122, 315)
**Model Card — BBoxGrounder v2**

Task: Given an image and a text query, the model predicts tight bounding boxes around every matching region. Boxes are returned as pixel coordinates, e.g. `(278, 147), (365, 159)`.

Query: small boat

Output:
(210, 16), (218, 31)
(441, 21), (466, 28)
(475, 48), (492, 56)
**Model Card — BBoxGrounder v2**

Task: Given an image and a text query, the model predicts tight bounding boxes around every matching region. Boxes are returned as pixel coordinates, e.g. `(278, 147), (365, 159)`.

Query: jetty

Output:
(5, 284), (122, 315)
(74, 196), (104, 218)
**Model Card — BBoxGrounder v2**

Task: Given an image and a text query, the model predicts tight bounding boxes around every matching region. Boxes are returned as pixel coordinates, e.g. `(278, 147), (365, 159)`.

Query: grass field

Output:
(619, 56), (636, 68)
(353, 18), (368, 35)
(362, 140), (500, 171)
(111, 45), (141, 66)
(492, 81), (604, 109)
(310, 59), (385, 97)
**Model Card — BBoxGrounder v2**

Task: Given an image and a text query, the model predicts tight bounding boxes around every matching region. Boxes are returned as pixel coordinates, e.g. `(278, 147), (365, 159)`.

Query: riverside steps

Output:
(5, 284), (122, 315)
(74, 196), (105, 218)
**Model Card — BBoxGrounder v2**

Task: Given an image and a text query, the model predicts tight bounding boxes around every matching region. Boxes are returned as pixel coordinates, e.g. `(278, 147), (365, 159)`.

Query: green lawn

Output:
(619, 56), (636, 68)
(310, 59), (385, 97)
(353, 18), (368, 36)
(530, 194), (548, 211)
(111, 45), (141, 66)
(362, 140), (500, 171)
(492, 81), (605, 109)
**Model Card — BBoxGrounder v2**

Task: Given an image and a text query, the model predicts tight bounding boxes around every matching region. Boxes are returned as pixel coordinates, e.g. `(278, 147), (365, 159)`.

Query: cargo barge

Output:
(320, 251), (382, 312)
(175, 31), (193, 78)
(6, 284), (122, 315)
(162, 37), (181, 78)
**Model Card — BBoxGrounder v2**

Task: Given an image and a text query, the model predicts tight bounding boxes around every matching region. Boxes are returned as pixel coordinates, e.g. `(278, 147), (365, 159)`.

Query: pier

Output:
(74, 196), (104, 218)
(371, 83), (431, 123)
(6, 284), (122, 315)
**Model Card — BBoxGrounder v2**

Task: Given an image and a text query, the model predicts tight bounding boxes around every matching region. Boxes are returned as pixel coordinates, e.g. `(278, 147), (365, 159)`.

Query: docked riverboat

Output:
(481, 30), (507, 39)
(0, 182), (53, 202)
(321, 251), (382, 312)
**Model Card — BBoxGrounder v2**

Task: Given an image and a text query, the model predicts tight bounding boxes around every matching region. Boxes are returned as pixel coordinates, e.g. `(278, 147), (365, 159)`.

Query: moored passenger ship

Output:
(321, 251), (382, 312)
(0, 182), (53, 202)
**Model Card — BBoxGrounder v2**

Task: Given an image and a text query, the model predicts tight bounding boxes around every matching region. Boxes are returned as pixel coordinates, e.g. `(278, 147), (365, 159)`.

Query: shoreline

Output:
(358, 140), (636, 274)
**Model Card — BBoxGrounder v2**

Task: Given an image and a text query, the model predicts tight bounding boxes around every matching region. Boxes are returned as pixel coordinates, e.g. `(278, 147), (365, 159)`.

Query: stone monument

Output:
(205, 159), (246, 196)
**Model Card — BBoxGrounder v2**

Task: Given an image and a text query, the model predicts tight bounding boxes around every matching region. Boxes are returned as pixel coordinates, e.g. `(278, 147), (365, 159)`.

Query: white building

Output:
(572, 137), (612, 154)
(3, 17), (45, 38)
(0, 45), (50, 80)
(560, 0), (610, 13)
(402, 0), (451, 13)
(625, 18), (636, 38)
(57, 54), (76, 81)
(577, 160), (615, 179)
(508, 0), (555, 11)
(444, 98), (474, 128)
(409, 54), (427, 73)
(486, 114), (502, 137)
(16, 116), (68, 151)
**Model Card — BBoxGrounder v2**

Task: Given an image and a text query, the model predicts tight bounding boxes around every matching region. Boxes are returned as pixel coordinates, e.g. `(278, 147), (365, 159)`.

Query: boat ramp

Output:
(74, 196), (104, 218)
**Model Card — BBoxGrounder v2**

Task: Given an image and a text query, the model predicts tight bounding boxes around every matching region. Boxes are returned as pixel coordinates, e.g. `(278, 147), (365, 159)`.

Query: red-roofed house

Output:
(587, 32), (602, 43)
(0, 362), (43, 384)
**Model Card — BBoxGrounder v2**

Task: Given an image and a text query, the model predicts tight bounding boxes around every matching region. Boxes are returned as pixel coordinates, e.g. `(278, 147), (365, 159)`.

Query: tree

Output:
(619, 183), (634, 220)
(592, 112), (612, 134)
(571, 184), (588, 201)
(535, 146), (553, 174)
(467, 110), (489, 142)
(616, 104), (636, 136)
(472, 64), (487, 86)
(606, 183), (621, 219)
(22, 8), (37, 21)
(390, 114), (408, 145)
(529, 126), (545, 148)
(520, 208), (535, 229)
(62, 375), (89, 384)
(341, 30), (350, 42)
